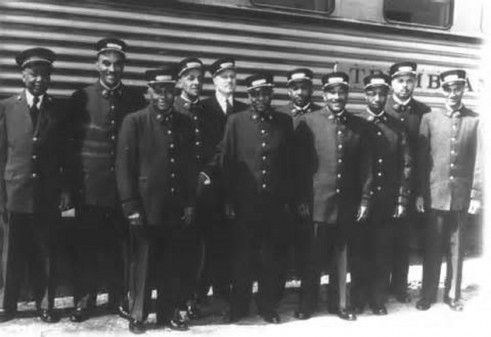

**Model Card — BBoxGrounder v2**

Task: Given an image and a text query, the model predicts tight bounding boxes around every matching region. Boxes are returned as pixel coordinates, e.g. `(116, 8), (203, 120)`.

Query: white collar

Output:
(445, 103), (463, 115)
(100, 80), (122, 92)
(25, 89), (44, 109)
(392, 94), (411, 106)
(215, 91), (233, 113)
(181, 92), (199, 104)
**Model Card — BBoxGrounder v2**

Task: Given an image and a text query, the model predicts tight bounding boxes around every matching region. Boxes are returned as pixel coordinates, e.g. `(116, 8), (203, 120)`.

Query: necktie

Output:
(30, 95), (40, 132)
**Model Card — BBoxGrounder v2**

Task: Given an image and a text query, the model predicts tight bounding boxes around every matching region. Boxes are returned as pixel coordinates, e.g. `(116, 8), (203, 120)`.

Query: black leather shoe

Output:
(129, 319), (145, 334)
(395, 292), (412, 303)
(293, 310), (311, 320)
(117, 302), (130, 320)
(444, 297), (464, 311)
(370, 305), (388, 315)
(166, 310), (189, 331)
(415, 299), (432, 311)
(337, 308), (357, 321)
(186, 301), (200, 320)
(69, 307), (90, 323)
(39, 309), (60, 323)
(261, 311), (281, 324)
(0, 310), (15, 323)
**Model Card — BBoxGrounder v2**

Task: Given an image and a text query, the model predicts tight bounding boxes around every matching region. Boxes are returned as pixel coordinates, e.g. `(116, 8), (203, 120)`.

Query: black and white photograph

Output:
(0, 0), (489, 336)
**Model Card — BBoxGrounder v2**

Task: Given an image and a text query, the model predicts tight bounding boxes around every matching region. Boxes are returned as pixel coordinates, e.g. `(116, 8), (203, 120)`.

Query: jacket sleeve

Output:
(397, 129), (412, 208)
(59, 100), (76, 196)
(359, 123), (373, 209)
(283, 116), (296, 206)
(293, 118), (312, 205)
(220, 116), (236, 205)
(116, 114), (143, 218)
(471, 120), (482, 202)
(416, 114), (431, 199)
(183, 119), (197, 208)
(0, 105), (6, 213)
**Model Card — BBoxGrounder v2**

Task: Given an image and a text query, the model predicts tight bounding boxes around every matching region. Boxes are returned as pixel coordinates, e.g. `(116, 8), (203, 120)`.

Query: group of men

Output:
(0, 37), (481, 334)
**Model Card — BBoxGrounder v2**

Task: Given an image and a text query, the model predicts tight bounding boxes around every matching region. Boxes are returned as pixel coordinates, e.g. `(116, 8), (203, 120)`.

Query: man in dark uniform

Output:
(276, 68), (322, 284)
(357, 73), (412, 315)
(221, 73), (294, 324)
(116, 66), (196, 333)
(198, 57), (248, 303)
(415, 70), (481, 312)
(0, 48), (71, 323)
(172, 57), (211, 318)
(385, 62), (431, 303)
(69, 38), (146, 322)
(293, 72), (371, 321)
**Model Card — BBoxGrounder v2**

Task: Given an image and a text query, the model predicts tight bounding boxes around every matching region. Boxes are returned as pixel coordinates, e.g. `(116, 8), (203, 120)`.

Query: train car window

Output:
(384, 0), (453, 29)
(251, 0), (334, 15)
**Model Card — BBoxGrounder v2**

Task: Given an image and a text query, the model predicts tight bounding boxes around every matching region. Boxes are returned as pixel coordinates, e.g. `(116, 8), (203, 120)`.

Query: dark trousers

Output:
(389, 213), (413, 295)
(349, 222), (370, 309)
(72, 205), (127, 310)
(128, 224), (193, 322)
(0, 211), (57, 312)
(420, 210), (465, 302)
(230, 201), (288, 316)
(197, 206), (232, 300)
(297, 222), (350, 314)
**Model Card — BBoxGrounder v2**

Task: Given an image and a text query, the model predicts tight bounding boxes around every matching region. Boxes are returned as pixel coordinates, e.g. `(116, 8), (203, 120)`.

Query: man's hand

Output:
(224, 203), (236, 220)
(58, 192), (72, 211)
(415, 196), (425, 213)
(128, 212), (143, 227)
(356, 205), (368, 222)
(181, 207), (194, 226)
(468, 199), (481, 215)
(297, 203), (310, 220)
(393, 205), (406, 218)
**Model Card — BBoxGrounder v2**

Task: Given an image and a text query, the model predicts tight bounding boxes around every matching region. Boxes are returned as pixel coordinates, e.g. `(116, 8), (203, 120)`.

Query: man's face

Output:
(443, 83), (465, 109)
(391, 74), (415, 101)
(365, 86), (389, 113)
(22, 63), (51, 96)
(249, 86), (273, 113)
(96, 51), (125, 88)
(213, 69), (236, 96)
(179, 68), (203, 99)
(323, 85), (348, 113)
(288, 80), (312, 107)
(148, 83), (175, 112)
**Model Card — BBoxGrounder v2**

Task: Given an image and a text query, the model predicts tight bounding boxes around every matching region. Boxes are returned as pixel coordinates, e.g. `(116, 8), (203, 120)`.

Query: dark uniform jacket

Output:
(174, 95), (220, 176)
(201, 94), (248, 180)
(276, 102), (323, 129)
(116, 105), (196, 226)
(71, 82), (146, 209)
(358, 110), (412, 216)
(0, 91), (70, 214)
(221, 108), (295, 206)
(295, 109), (372, 225)
(417, 106), (480, 211)
(386, 95), (430, 197)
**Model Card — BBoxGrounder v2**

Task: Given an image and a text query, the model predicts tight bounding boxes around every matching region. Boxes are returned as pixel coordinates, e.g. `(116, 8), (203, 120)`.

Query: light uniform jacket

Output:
(417, 106), (481, 211)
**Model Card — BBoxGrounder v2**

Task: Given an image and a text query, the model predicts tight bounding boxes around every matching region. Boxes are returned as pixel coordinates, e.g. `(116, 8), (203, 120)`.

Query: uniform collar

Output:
(153, 105), (175, 125)
(366, 108), (388, 123)
(291, 102), (311, 116)
(24, 89), (44, 108)
(445, 103), (464, 117)
(326, 108), (347, 122)
(181, 92), (199, 105)
(99, 80), (123, 98)
(251, 108), (274, 122)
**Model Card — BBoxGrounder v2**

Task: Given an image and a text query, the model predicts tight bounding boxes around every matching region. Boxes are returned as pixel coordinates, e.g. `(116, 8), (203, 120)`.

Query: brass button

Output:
(262, 142), (266, 147)
(262, 183), (267, 189)
(31, 172), (38, 178)
(170, 143), (175, 149)
(170, 158), (175, 163)
(167, 130), (172, 135)
(378, 158), (383, 163)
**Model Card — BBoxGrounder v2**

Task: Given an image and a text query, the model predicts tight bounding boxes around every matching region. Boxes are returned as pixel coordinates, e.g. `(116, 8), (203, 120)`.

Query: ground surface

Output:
(1, 257), (489, 337)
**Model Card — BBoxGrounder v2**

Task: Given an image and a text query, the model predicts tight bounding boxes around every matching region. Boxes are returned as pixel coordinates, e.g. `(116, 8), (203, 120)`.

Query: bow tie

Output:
(292, 106), (311, 116)
(393, 103), (410, 113)
(102, 88), (122, 99)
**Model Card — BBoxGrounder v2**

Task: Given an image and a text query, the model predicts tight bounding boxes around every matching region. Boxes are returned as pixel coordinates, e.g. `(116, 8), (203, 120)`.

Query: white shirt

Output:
(25, 90), (44, 109)
(216, 91), (233, 114)
(392, 94), (411, 106)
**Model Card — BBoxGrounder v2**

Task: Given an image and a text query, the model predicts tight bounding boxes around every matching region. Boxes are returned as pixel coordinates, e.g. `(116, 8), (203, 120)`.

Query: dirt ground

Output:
(1, 257), (489, 337)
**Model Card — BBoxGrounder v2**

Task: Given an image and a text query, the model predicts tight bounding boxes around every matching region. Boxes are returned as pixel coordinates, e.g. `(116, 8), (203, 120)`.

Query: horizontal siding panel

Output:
(0, 0), (482, 113)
